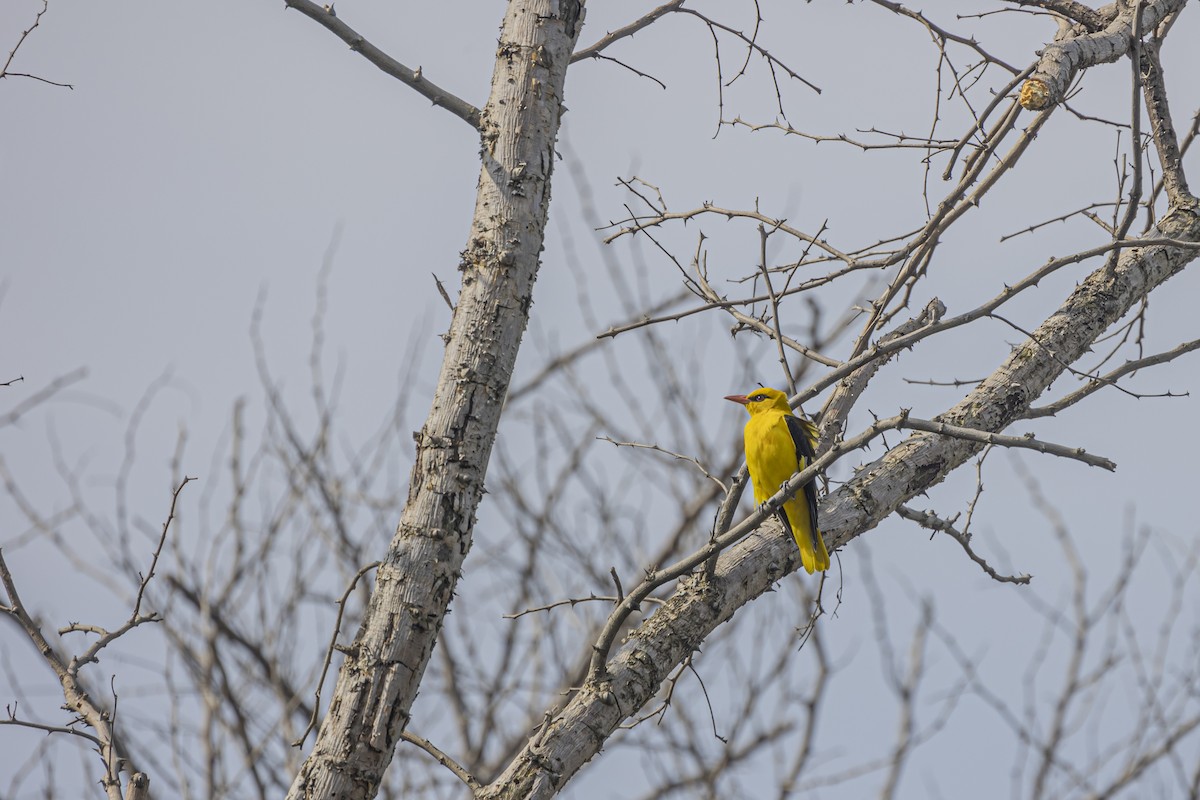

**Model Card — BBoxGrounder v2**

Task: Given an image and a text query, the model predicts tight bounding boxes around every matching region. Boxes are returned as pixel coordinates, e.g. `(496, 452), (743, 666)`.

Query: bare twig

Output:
(132, 476), (195, 620)
(432, 273), (455, 312)
(1103, 0), (1146, 277)
(0, 704), (103, 748)
(1, 0), (73, 89)
(400, 730), (482, 793)
(1001, 0), (1110, 31)
(0, 368), (87, 428)
(282, 0), (482, 129)
(1139, 31), (1197, 209)
(869, 0), (1021, 73)
(600, 436), (727, 491)
(1025, 337), (1200, 417)
(572, 1), (685, 62)
(504, 593), (663, 620)
(896, 504), (1032, 584)
(293, 559), (381, 748)
(817, 299), (944, 451)
(0, 552), (134, 800)
(898, 416), (1116, 470)
(757, 224), (797, 394)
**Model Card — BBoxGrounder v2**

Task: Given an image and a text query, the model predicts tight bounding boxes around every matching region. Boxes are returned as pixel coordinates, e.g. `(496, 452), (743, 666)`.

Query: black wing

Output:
(784, 414), (820, 537)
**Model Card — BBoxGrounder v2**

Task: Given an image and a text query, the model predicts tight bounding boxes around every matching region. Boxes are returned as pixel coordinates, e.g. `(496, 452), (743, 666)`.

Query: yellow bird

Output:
(725, 387), (830, 574)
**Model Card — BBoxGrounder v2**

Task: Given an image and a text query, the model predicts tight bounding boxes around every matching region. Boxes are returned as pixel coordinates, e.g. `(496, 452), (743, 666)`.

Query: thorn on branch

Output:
(432, 273), (455, 312)
(900, 415), (1116, 470)
(131, 476), (197, 621)
(609, 567), (625, 605)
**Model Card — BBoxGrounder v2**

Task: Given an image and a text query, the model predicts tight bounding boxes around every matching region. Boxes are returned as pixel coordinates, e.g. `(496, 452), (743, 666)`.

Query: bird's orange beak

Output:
(724, 394), (749, 405)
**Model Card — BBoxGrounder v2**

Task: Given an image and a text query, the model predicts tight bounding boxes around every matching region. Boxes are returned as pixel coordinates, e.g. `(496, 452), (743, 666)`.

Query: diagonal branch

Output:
(571, 0), (684, 62)
(480, 185), (1200, 800)
(0, 367), (87, 429)
(1019, 0), (1186, 110)
(897, 417), (1116, 470)
(896, 504), (1032, 585)
(400, 730), (483, 793)
(817, 298), (944, 452)
(1024, 336), (1200, 417)
(283, 0), (482, 130)
(1139, 33), (1197, 209)
(0, 553), (133, 800)
(1002, 0), (1112, 31)
(1, 0), (73, 89)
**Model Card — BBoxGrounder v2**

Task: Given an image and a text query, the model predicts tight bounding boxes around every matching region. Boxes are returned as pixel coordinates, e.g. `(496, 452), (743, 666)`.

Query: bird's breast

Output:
(744, 412), (800, 493)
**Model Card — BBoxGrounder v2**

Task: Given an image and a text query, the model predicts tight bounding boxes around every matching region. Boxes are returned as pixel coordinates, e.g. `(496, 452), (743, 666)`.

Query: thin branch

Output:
(869, 0), (1021, 74)
(898, 416), (1116, 470)
(603, 200), (851, 261)
(400, 730), (482, 793)
(0, 552), (131, 799)
(1025, 337), (1200, 417)
(0, 368), (87, 428)
(896, 504), (1032, 584)
(999, 201), (1120, 242)
(586, 53), (667, 89)
(510, 289), (691, 404)
(282, 0), (482, 130)
(504, 593), (663, 620)
(432, 273), (455, 312)
(0, 0), (73, 89)
(132, 476), (195, 620)
(1103, 0), (1145, 278)
(1139, 31), (1197, 209)
(817, 298), (944, 452)
(292, 560), (381, 748)
(724, 117), (959, 152)
(677, 6), (821, 96)
(757, 224), (797, 395)
(1001, 0), (1110, 30)
(599, 436), (727, 491)
(0, 704), (103, 749)
(53, 477), (197, 676)
(571, 1), (685, 62)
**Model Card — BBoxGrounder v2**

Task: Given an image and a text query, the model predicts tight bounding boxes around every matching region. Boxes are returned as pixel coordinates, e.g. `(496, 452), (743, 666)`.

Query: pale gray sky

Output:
(3, 2), (1199, 798)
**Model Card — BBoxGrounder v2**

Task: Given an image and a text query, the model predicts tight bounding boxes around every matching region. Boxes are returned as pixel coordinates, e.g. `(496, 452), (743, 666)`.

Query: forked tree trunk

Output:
(286, 2), (584, 798)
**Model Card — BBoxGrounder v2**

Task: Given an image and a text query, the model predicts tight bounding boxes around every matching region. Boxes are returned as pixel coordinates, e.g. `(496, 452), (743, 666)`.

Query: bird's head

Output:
(724, 386), (791, 415)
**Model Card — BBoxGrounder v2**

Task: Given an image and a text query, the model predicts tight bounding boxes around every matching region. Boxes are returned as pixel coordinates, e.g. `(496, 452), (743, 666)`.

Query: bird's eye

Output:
(750, 394), (766, 402)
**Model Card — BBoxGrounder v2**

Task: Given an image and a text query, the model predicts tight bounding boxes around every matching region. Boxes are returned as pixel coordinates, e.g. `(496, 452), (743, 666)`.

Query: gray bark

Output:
(480, 208), (1200, 797)
(1020, 0), (1184, 109)
(285, 2), (583, 798)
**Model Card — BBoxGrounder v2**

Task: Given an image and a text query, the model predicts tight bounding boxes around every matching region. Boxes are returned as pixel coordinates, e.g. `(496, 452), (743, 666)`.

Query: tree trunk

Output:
(286, 2), (584, 798)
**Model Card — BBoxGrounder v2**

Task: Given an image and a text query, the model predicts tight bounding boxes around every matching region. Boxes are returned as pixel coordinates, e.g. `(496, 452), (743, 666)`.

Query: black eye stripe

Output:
(750, 393), (767, 402)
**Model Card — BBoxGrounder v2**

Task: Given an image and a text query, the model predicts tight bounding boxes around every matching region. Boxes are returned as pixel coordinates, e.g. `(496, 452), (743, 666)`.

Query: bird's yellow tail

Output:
(786, 504), (830, 574)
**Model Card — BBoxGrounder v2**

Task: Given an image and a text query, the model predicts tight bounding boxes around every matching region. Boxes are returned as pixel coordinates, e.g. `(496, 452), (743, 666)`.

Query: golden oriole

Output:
(725, 387), (830, 574)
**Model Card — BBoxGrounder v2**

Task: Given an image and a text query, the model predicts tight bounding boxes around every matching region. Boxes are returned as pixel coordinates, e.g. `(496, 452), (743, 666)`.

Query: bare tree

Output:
(4, 1), (1200, 799)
